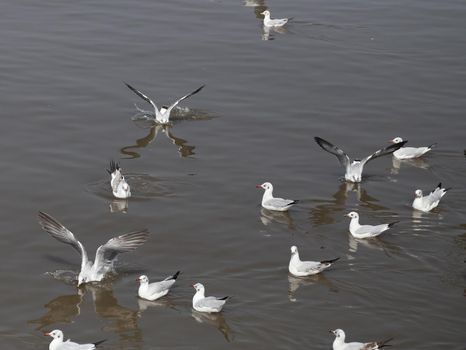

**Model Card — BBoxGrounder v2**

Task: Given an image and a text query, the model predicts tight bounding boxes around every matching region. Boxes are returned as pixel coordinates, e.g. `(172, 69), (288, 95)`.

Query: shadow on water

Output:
(120, 108), (215, 159)
(191, 310), (233, 342)
(309, 182), (385, 226)
(259, 208), (296, 230)
(29, 283), (143, 349)
(287, 273), (338, 302)
(391, 156), (431, 175)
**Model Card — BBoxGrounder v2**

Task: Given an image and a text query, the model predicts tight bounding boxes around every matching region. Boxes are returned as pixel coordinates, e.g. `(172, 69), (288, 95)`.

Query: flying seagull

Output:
(124, 82), (205, 124)
(37, 211), (149, 286)
(314, 136), (407, 182)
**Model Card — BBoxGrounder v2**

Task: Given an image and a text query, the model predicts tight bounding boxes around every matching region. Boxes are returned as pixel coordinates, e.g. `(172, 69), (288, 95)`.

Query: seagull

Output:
(107, 160), (131, 199)
(412, 183), (449, 212)
(256, 182), (298, 211)
(390, 137), (436, 159)
(137, 271), (180, 301)
(331, 329), (393, 350)
(289, 246), (339, 277)
(192, 283), (229, 313)
(37, 211), (149, 286)
(124, 82), (205, 124)
(261, 10), (289, 27)
(346, 212), (398, 239)
(44, 329), (106, 350)
(314, 137), (408, 182)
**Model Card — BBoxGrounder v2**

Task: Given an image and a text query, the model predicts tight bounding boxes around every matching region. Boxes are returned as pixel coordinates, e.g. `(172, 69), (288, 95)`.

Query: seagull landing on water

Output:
(37, 211), (149, 286)
(44, 329), (106, 350)
(124, 82), (205, 124)
(390, 137), (436, 159)
(256, 182), (298, 212)
(192, 283), (229, 313)
(331, 329), (393, 350)
(261, 10), (289, 27)
(314, 137), (407, 183)
(137, 271), (180, 301)
(412, 183), (449, 212)
(346, 212), (398, 239)
(107, 160), (131, 199)
(289, 246), (339, 277)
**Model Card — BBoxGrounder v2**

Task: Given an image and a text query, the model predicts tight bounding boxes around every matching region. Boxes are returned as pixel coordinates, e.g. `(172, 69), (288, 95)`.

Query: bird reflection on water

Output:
(29, 283), (143, 349)
(191, 310), (233, 342)
(259, 208), (295, 230)
(288, 274), (338, 302)
(310, 182), (385, 226)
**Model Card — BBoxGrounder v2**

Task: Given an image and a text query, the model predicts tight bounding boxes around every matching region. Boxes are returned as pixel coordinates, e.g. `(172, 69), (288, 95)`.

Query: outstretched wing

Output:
(124, 82), (162, 119)
(37, 211), (88, 263)
(362, 140), (408, 164)
(164, 85), (205, 118)
(94, 229), (149, 268)
(314, 137), (350, 167)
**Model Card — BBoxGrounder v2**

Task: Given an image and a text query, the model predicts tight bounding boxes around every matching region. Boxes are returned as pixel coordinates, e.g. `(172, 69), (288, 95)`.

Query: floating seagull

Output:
(124, 82), (205, 124)
(37, 211), (149, 286)
(412, 183), (449, 212)
(44, 329), (106, 350)
(261, 10), (289, 27)
(346, 212), (398, 239)
(390, 137), (436, 159)
(137, 271), (180, 301)
(192, 283), (229, 313)
(289, 246), (339, 277)
(314, 137), (407, 182)
(331, 329), (393, 350)
(107, 160), (131, 199)
(256, 182), (298, 211)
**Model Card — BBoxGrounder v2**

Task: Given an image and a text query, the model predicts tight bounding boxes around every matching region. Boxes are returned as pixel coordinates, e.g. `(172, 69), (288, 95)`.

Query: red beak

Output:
(255, 185), (262, 189)
(43, 332), (50, 336)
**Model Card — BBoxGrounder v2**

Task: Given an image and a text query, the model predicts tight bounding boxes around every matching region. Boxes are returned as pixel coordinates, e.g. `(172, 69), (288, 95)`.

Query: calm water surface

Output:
(1, 0), (465, 349)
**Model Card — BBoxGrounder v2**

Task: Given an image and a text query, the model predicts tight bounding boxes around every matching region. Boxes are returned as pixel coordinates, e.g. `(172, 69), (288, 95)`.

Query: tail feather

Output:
(171, 271), (181, 280)
(388, 221), (399, 228)
(377, 337), (394, 348)
(321, 257), (340, 264)
(93, 339), (107, 347)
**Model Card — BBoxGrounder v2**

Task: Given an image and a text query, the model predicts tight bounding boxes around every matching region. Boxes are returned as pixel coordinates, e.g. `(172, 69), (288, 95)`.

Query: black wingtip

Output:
(428, 143), (437, 149)
(93, 339), (107, 347)
(291, 200), (299, 205)
(437, 182), (442, 189)
(388, 221), (400, 228)
(218, 296), (230, 301)
(108, 159), (120, 174)
(321, 257), (340, 264)
(172, 271), (181, 280)
(378, 337), (394, 348)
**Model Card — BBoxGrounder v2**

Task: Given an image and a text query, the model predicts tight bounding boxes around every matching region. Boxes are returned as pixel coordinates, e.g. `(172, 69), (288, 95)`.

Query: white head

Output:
(391, 137), (404, 144)
(137, 275), (149, 284)
(261, 10), (270, 17)
(346, 211), (359, 219)
(290, 245), (298, 255)
(415, 189), (423, 198)
(331, 329), (346, 341)
(192, 283), (205, 293)
(256, 182), (273, 191)
(44, 329), (64, 341)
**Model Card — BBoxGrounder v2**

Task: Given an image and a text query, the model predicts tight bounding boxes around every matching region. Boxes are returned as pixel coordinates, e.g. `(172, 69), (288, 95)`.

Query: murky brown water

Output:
(1, 0), (465, 349)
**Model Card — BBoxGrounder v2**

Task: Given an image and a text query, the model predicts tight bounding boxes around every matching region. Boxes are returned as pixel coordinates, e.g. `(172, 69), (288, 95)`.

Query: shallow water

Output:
(1, 0), (465, 349)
